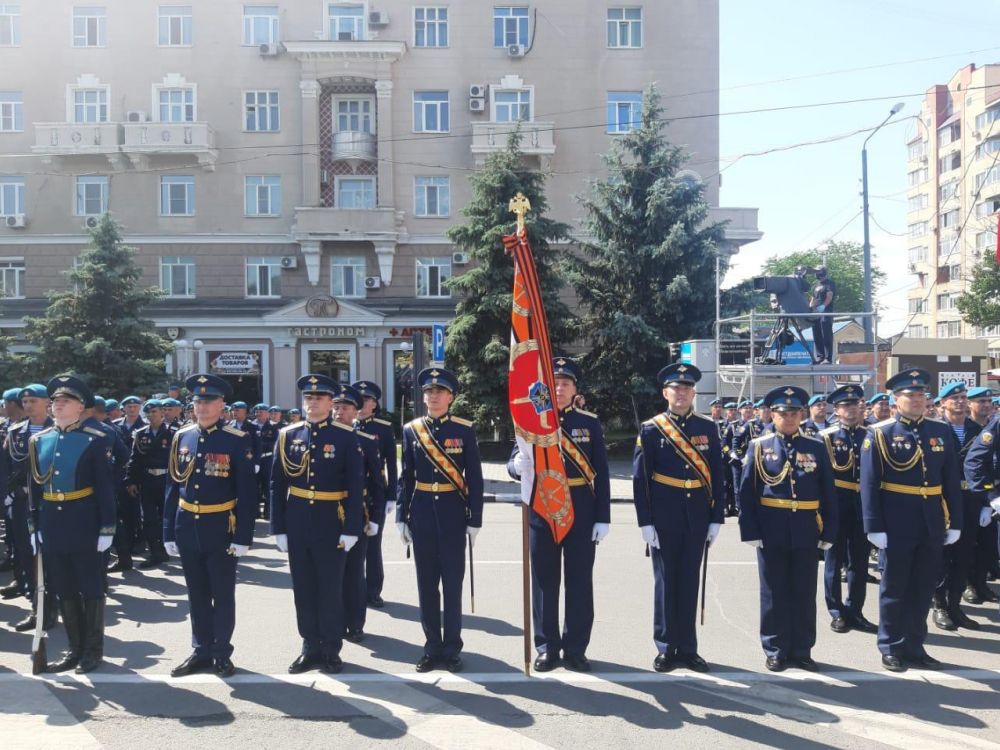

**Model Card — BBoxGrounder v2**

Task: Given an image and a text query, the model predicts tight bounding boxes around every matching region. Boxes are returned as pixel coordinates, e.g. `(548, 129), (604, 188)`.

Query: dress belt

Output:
(415, 481), (457, 493)
(43, 487), (93, 502)
(879, 482), (942, 497)
(834, 479), (860, 491)
(759, 497), (820, 511)
(288, 486), (348, 501)
(652, 473), (703, 489)
(146, 468), (168, 476)
(179, 499), (236, 514)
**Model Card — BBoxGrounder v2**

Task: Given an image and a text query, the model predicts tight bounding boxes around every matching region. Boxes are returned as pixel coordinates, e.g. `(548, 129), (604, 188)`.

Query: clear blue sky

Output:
(718, 0), (1000, 335)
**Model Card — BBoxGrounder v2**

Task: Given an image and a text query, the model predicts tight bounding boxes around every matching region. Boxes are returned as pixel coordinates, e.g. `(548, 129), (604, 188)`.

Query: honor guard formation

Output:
(2, 362), (1000, 677)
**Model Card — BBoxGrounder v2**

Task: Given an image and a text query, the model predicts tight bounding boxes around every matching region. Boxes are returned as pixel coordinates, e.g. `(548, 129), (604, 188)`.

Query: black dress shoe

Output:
(977, 586), (1000, 603)
(288, 654), (322, 674)
(933, 608), (957, 631)
(847, 614), (878, 633)
(564, 654), (592, 673)
(791, 656), (819, 672)
(214, 657), (236, 677)
(653, 653), (675, 673)
(677, 653), (709, 673)
(106, 559), (133, 573)
(345, 629), (365, 643)
(533, 652), (559, 672)
(416, 654), (437, 673)
(830, 616), (850, 633)
(0, 582), (23, 599)
(367, 594), (385, 609)
(14, 613), (35, 632)
(444, 656), (463, 673)
(950, 609), (980, 630)
(904, 653), (942, 670)
(881, 654), (905, 672)
(962, 586), (982, 605)
(321, 655), (344, 674)
(170, 655), (213, 677)
(866, 573), (879, 584)
(765, 656), (786, 672)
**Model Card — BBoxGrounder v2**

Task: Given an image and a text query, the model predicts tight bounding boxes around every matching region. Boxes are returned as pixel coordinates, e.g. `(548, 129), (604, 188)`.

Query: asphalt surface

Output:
(2, 486), (1000, 749)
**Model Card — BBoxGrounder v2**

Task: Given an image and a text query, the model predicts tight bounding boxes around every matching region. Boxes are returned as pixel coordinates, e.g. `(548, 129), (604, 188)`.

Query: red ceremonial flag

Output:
(504, 197), (574, 544)
(995, 217), (1000, 266)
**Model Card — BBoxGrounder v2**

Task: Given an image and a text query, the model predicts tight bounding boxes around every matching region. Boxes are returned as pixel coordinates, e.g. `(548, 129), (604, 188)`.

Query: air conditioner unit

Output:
(337, 31), (354, 41)
(907, 262), (918, 274)
(469, 84), (486, 99)
(974, 130), (983, 140)
(364, 276), (381, 289)
(469, 98), (485, 113)
(280, 256), (298, 269)
(507, 44), (526, 57)
(452, 251), (469, 265)
(369, 11), (389, 26)
(126, 111), (147, 123)
(259, 43), (281, 56)
(919, 155), (928, 164)
(5, 214), (25, 229)
(85, 216), (99, 229)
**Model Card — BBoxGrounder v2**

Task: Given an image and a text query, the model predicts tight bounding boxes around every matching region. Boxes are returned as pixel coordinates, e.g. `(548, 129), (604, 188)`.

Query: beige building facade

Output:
(0, 1), (759, 408)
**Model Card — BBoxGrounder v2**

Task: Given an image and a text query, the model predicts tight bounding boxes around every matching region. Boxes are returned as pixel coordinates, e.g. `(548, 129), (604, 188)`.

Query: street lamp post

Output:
(862, 102), (905, 345)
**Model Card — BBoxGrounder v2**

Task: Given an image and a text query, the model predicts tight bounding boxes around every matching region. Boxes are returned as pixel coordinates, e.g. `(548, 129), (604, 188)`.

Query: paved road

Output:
(2, 503), (1000, 749)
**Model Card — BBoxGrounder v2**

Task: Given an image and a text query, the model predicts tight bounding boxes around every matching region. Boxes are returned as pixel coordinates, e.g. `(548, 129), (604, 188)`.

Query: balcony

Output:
(294, 206), (401, 242)
(471, 121), (555, 164)
(32, 122), (125, 168)
(121, 122), (218, 170)
(332, 130), (376, 163)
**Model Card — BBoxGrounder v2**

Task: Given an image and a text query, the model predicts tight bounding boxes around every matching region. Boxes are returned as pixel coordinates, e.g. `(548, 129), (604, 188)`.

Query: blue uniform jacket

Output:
(724, 419), (757, 466)
(357, 429), (386, 528)
(357, 415), (398, 510)
(0, 417), (53, 499)
(126, 422), (178, 489)
(633, 410), (726, 533)
(114, 415), (146, 444)
(396, 414), (484, 528)
(962, 416), (999, 503)
(28, 419), (116, 552)
(270, 419), (366, 541)
(802, 419), (830, 439)
(164, 419), (258, 548)
(230, 419), (262, 466)
(860, 415), (963, 538)
(738, 430), (838, 549)
(819, 423), (866, 516)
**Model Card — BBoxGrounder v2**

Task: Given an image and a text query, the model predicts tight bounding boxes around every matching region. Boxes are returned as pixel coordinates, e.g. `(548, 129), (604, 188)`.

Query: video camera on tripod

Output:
(751, 267), (819, 365)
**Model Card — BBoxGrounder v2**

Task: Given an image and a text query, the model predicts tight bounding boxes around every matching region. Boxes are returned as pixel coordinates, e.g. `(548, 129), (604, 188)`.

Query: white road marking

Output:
(383, 560), (757, 566)
(2, 679), (103, 750)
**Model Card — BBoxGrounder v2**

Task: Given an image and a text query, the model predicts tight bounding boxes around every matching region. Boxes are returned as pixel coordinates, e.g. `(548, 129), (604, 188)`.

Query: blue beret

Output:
(739, 400), (753, 408)
(120, 395), (141, 406)
(232, 401), (248, 410)
(168, 384), (180, 390)
(352, 380), (382, 401)
(754, 398), (765, 408)
(418, 367), (458, 393)
(93, 396), (106, 409)
(807, 394), (827, 406)
(288, 408), (301, 415)
(46, 375), (95, 408)
(657, 363), (701, 386)
(104, 399), (120, 410)
(184, 373), (233, 401)
(162, 398), (182, 407)
(828, 385), (863, 404)
(553, 356), (583, 383)
(709, 398), (722, 406)
(867, 393), (889, 405)
(253, 403), (269, 412)
(938, 381), (967, 401)
(763, 385), (808, 411)
(142, 399), (163, 413)
(297, 373), (339, 397)
(724, 401), (737, 409)
(269, 406), (282, 413)
(968, 387), (993, 400)
(933, 397), (941, 405)
(886, 368), (931, 394)
(334, 384), (364, 409)
(20, 383), (48, 400)
(3, 387), (21, 401)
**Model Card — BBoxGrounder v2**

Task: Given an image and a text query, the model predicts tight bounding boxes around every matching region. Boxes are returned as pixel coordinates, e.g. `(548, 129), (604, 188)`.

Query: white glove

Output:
(397, 522), (411, 545)
(944, 529), (961, 546)
(164, 541), (180, 557)
(706, 523), (721, 548)
(97, 534), (113, 553)
(340, 535), (358, 552)
(515, 436), (534, 506)
(229, 543), (249, 557)
(3, 494), (11, 507)
(981, 507), (993, 527)
(366, 521), (379, 537)
(744, 539), (763, 549)
(255, 465), (260, 474)
(818, 540), (833, 551)
(592, 523), (610, 543)
(512, 451), (530, 477)
(275, 533), (288, 553)
(640, 525), (660, 549)
(385, 501), (396, 517)
(30, 531), (37, 556)
(867, 532), (887, 550)
(467, 526), (480, 544)
(992, 498), (1000, 514)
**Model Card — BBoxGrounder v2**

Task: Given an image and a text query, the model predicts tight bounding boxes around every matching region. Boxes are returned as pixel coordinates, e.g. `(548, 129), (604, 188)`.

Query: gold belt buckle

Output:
(919, 487), (927, 497)
(307, 490), (315, 499)
(56, 491), (65, 501)
(684, 479), (692, 489)
(791, 500), (799, 511)
(432, 482), (440, 492)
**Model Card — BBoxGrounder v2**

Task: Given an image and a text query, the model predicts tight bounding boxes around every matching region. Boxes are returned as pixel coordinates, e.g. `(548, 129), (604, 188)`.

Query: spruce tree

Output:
(446, 130), (574, 431)
(957, 248), (1000, 331)
(24, 213), (171, 395)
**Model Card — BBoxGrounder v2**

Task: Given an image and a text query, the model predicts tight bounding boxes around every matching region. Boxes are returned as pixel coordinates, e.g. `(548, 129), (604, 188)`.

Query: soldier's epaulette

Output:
(750, 432), (777, 445)
(32, 426), (55, 441)
(333, 421), (354, 432)
(642, 418), (656, 428)
(450, 416), (474, 427)
(575, 409), (598, 419)
(223, 425), (247, 437)
(279, 421), (303, 434)
(177, 423), (199, 434)
(819, 426), (840, 437)
(357, 430), (377, 441)
(373, 418), (392, 426)
(798, 432), (825, 446)
(9, 419), (27, 431)
(689, 412), (713, 423)
(873, 418), (895, 430)
(83, 426), (106, 437)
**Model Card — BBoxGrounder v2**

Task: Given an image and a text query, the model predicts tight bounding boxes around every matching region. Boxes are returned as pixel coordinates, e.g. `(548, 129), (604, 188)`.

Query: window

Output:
(938, 152), (960, 174)
(494, 89), (531, 122)
(949, 263), (962, 281)
(937, 321), (961, 338)
(246, 256), (282, 297)
(907, 221), (926, 238)
(245, 91), (279, 132)
(331, 256), (366, 298)
(73, 6), (106, 47)
(243, 5), (278, 45)
(245, 176), (281, 216)
(415, 176), (450, 217)
(907, 193), (928, 212)
(937, 123), (960, 148)
(907, 140), (927, 161)
(976, 198), (1000, 218)
(908, 167), (928, 186)
(416, 256), (451, 298)
(493, 7), (528, 47)
(976, 107), (1000, 131)
(607, 91), (642, 134)
(0, 177), (23, 216)
(977, 230), (997, 250)
(938, 237), (959, 258)
(908, 325), (928, 338)
(937, 293), (961, 311)
(158, 6), (192, 46)
(413, 91), (449, 132)
(414, 7), (448, 47)
(328, 4), (365, 40)
(75, 175), (108, 215)
(908, 246), (928, 263)
(0, 91), (23, 132)
(160, 175), (194, 215)
(976, 166), (1000, 190)
(336, 98), (373, 132)
(336, 177), (375, 209)
(607, 7), (641, 48)
(976, 139), (1000, 160)
(0, 5), (20, 46)
(938, 182), (959, 202)
(907, 298), (927, 314)
(160, 256), (195, 297)
(0, 260), (24, 298)
(159, 88), (194, 122)
(73, 89), (108, 123)
(940, 209), (959, 229)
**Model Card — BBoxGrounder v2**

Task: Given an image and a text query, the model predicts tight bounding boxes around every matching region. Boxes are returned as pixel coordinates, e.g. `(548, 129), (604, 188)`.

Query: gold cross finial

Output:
(509, 192), (531, 230)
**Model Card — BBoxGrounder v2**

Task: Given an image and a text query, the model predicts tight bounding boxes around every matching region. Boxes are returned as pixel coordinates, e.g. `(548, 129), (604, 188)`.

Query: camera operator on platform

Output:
(810, 266), (836, 365)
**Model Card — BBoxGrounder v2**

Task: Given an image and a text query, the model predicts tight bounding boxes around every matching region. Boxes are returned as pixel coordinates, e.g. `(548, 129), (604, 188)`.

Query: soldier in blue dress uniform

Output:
(229, 401), (262, 460)
(753, 399), (774, 434)
(802, 395), (830, 438)
(965, 386), (1000, 606)
(820, 385), (878, 634)
(865, 394), (891, 426)
(634, 363), (724, 673)
(255, 403), (278, 521)
(88, 397), (130, 578)
(164, 374), (257, 678)
(0, 387), (22, 576)
(739, 386), (838, 672)
(354, 380), (398, 609)
(28, 376), (116, 673)
(861, 368), (963, 672)
(126, 399), (178, 569)
(507, 356), (610, 673)
(396, 367), (483, 673)
(271, 375), (365, 674)
(723, 400), (755, 505)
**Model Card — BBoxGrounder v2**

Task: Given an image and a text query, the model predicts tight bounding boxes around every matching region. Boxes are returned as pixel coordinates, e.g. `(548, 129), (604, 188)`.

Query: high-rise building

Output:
(0, 1), (759, 407)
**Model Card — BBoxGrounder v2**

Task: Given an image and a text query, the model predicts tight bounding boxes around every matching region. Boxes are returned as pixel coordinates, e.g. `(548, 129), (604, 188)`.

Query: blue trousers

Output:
(289, 538), (346, 657)
(824, 501), (869, 619)
(139, 478), (167, 554)
(178, 542), (238, 659)
(651, 526), (705, 655)
(10, 490), (32, 595)
(972, 517), (999, 586)
(878, 535), (942, 657)
(936, 498), (979, 607)
(757, 545), (818, 658)
(344, 534), (369, 633)
(47, 548), (105, 601)
(365, 518), (386, 598)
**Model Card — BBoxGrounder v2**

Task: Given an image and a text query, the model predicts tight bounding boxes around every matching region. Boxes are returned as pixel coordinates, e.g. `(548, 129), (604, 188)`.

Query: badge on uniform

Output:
(179, 446), (191, 462)
(205, 453), (231, 478)
(983, 432), (994, 445)
(444, 438), (464, 454)
(863, 438), (871, 451)
(796, 453), (817, 472)
(323, 444), (334, 458)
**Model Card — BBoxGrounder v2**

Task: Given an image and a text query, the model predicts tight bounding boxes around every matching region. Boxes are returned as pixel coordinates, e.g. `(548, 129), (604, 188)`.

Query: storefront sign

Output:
(289, 327), (366, 338)
(209, 351), (261, 375)
(389, 327), (432, 337)
(305, 295), (340, 318)
(938, 371), (977, 390)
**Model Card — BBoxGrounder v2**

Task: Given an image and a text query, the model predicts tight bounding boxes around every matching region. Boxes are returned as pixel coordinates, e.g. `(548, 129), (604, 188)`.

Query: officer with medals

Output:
(164, 374), (257, 678)
(125, 399), (178, 569)
(332, 383), (383, 643)
(820, 385), (878, 634)
(861, 368), (962, 672)
(634, 363), (724, 673)
(255, 403), (278, 521)
(397, 367), (483, 673)
(507, 356), (611, 673)
(28, 376), (116, 673)
(353, 380), (398, 609)
(803, 395), (830, 437)
(271, 375), (364, 673)
(739, 386), (838, 672)
(723, 400), (755, 501)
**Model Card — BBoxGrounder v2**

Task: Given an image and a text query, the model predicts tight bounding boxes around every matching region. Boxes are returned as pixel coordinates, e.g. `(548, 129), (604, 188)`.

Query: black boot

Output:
(932, 594), (956, 630)
(76, 597), (106, 674)
(47, 596), (85, 672)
